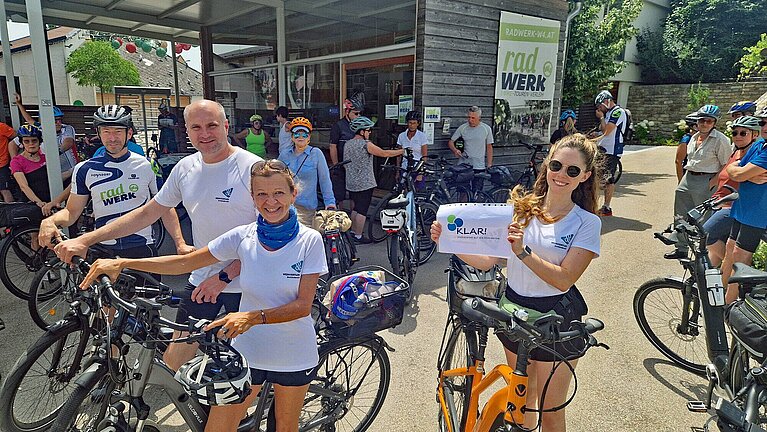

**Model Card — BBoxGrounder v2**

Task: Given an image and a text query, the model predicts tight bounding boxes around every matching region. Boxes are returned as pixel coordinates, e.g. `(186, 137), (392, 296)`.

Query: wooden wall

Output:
(415, 0), (569, 168)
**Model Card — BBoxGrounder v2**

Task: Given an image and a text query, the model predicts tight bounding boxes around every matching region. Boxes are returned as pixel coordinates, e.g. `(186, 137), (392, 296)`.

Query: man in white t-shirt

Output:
(448, 105), (494, 170)
(398, 110), (428, 168)
(54, 99), (261, 370)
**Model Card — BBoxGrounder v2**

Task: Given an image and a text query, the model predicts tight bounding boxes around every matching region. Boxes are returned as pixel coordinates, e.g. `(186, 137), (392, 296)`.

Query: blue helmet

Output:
(697, 104), (721, 120)
(728, 101), (757, 115)
(331, 275), (374, 320)
(17, 123), (43, 139)
(559, 109), (576, 122)
(52, 106), (64, 118)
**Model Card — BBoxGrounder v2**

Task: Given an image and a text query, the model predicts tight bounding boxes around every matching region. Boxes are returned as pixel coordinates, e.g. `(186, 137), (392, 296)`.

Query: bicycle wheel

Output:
(388, 233), (415, 287)
(447, 185), (472, 203)
(728, 340), (752, 399)
(633, 278), (708, 374)
(612, 159), (623, 184)
(415, 200), (438, 266)
(298, 338), (391, 432)
(28, 262), (81, 330)
(151, 219), (166, 250)
(438, 320), (474, 432)
(49, 366), (115, 432)
(472, 191), (493, 203)
(0, 226), (53, 300)
(367, 192), (396, 244)
(489, 187), (511, 204)
(0, 318), (92, 432)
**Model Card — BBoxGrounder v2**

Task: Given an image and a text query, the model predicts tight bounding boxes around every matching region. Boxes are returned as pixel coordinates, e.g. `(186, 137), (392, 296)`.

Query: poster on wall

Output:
(423, 122), (435, 144)
(493, 11), (560, 145)
(398, 95), (413, 125)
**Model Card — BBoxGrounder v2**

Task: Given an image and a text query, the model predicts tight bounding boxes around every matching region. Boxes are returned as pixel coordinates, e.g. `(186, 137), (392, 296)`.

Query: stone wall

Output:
(627, 79), (767, 141)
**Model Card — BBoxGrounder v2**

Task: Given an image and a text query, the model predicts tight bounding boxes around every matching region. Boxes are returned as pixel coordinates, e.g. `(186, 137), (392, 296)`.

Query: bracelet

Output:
(260, 309), (267, 325)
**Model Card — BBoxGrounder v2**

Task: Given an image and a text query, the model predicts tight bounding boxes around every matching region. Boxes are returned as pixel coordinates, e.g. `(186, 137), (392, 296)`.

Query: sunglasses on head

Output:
(292, 132), (310, 139)
(732, 130), (752, 137)
(251, 159), (289, 176)
(548, 160), (583, 178)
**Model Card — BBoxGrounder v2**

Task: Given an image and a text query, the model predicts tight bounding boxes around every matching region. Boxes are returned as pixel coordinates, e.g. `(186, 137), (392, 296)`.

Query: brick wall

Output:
(627, 79), (767, 141)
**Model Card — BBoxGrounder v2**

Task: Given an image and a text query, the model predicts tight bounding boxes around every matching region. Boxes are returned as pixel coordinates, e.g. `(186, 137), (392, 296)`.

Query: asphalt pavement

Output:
(0, 145), (716, 431)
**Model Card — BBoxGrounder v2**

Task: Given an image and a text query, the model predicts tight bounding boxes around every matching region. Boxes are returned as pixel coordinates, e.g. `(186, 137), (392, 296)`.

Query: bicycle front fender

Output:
(72, 361), (107, 388)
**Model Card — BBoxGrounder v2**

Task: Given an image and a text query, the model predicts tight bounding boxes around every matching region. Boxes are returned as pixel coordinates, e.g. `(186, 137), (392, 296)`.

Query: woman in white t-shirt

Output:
(83, 159), (328, 432)
(431, 134), (602, 431)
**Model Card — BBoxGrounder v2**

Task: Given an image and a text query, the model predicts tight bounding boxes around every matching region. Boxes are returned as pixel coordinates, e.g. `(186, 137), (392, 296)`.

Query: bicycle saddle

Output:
(385, 195), (408, 209)
(474, 172), (491, 180)
(729, 263), (767, 286)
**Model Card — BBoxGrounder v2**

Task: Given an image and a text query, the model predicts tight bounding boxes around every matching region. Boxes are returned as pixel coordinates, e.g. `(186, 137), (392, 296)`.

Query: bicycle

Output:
(634, 188), (749, 399)
(437, 296), (605, 432)
(0, 223), (54, 300)
(485, 141), (549, 203)
(317, 209), (359, 279)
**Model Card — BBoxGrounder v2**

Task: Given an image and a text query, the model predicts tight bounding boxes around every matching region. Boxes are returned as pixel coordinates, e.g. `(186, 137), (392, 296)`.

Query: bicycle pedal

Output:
(687, 400), (708, 413)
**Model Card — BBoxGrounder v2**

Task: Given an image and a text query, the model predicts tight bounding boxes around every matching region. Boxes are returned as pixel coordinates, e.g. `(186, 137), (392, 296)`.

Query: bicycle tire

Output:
(438, 320), (474, 432)
(48, 365), (115, 432)
(367, 192), (396, 244)
(415, 200), (438, 266)
(447, 185), (472, 204)
(151, 219), (166, 250)
(473, 191), (493, 203)
(633, 278), (708, 374)
(28, 261), (80, 330)
(612, 159), (623, 184)
(488, 187), (511, 204)
(0, 226), (52, 300)
(728, 341), (752, 400)
(388, 233), (415, 287)
(295, 338), (391, 432)
(0, 318), (92, 432)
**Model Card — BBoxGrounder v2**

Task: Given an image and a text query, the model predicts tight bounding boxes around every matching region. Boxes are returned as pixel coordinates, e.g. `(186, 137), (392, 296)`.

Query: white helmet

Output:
(175, 349), (251, 406)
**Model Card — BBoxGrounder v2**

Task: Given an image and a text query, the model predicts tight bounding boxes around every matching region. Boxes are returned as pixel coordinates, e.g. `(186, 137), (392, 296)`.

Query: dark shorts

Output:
(250, 365), (317, 387)
(331, 167), (347, 204)
(497, 286), (588, 362)
(703, 207), (732, 246)
(728, 219), (766, 253)
(174, 282), (242, 324)
(95, 243), (160, 284)
(0, 165), (11, 190)
(349, 188), (374, 216)
(602, 154), (621, 185)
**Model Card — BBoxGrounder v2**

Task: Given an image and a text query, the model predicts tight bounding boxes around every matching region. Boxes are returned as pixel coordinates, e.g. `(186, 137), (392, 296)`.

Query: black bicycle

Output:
(485, 141), (549, 203)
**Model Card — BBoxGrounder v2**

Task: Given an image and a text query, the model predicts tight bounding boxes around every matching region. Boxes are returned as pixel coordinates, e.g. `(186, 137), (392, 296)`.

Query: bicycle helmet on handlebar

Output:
(17, 124), (43, 140)
(696, 104), (721, 120)
(349, 116), (375, 133)
(93, 105), (133, 129)
(730, 115), (761, 131)
(728, 101), (757, 115)
(175, 343), (252, 406)
(594, 90), (613, 106)
(405, 110), (421, 123)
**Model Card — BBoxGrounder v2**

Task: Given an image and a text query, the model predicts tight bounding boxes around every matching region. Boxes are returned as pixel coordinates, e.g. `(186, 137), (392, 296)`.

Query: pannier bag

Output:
(487, 166), (515, 187)
(0, 202), (44, 227)
(326, 268), (409, 339)
(725, 287), (767, 362)
(447, 163), (475, 184)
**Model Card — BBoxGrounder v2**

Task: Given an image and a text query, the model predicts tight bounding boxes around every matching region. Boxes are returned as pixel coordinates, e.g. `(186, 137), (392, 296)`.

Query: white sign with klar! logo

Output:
(436, 203), (514, 258)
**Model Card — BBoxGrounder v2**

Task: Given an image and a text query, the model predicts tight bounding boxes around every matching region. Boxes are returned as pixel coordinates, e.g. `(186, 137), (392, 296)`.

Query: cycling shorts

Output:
(349, 188), (374, 216)
(250, 365), (317, 387)
(174, 282), (242, 324)
(728, 219), (766, 253)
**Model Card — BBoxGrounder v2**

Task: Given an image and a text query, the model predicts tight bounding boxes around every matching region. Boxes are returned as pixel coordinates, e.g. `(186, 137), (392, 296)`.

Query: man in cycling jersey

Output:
(594, 90), (627, 217)
(53, 99), (261, 371)
(39, 105), (187, 262)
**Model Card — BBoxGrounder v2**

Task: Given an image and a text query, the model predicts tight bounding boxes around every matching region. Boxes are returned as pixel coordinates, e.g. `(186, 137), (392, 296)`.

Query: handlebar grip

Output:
(583, 318), (604, 333)
(466, 297), (513, 324)
(460, 299), (498, 329)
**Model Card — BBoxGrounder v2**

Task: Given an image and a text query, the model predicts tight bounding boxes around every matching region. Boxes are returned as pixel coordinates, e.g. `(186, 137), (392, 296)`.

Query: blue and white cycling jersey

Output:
(72, 151), (157, 249)
(598, 105), (628, 156)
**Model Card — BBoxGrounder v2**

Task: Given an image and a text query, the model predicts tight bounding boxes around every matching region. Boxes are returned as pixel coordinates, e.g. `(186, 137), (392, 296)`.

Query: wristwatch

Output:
(516, 245), (532, 261)
(218, 271), (232, 284)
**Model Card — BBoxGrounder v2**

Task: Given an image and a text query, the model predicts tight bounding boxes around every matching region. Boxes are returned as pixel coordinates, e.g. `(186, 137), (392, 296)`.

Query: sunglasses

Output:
(548, 160), (583, 178)
(350, 111), (361, 116)
(732, 130), (752, 137)
(759, 121), (766, 127)
(292, 132), (310, 139)
(251, 159), (289, 176)
(698, 118), (715, 124)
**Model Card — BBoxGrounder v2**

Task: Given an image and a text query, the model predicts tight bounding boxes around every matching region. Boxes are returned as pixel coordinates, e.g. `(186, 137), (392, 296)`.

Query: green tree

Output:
(637, 0), (767, 83)
(65, 41), (140, 104)
(563, 0), (643, 108)
(738, 33), (767, 79)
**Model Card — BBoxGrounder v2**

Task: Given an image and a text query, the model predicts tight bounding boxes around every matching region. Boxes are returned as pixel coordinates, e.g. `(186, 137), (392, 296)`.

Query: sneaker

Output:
(597, 206), (613, 217)
(352, 235), (370, 245)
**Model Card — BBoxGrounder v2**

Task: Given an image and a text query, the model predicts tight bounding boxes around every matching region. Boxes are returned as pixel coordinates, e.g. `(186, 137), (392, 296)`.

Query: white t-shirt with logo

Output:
(154, 147), (261, 291)
(507, 205), (601, 298)
(397, 129), (428, 169)
(208, 223), (327, 371)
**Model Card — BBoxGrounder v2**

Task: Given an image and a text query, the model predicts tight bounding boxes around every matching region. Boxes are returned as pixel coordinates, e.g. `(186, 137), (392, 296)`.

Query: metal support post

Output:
(170, 37), (181, 108)
(0, 2), (20, 128)
(276, 3), (286, 107)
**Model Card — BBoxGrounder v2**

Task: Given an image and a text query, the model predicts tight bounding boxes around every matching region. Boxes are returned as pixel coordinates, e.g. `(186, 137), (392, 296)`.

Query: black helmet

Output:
(405, 110), (421, 123)
(93, 105), (132, 129)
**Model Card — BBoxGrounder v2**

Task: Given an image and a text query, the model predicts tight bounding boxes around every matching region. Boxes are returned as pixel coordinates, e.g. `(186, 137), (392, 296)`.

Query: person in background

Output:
(757, 106), (767, 140)
(675, 113), (699, 183)
(235, 114), (272, 159)
(344, 116), (403, 242)
(0, 121), (17, 202)
(16, 93), (77, 181)
(279, 117), (335, 226)
(448, 105), (494, 170)
(275, 106), (292, 157)
(397, 110), (428, 189)
(728, 101), (757, 120)
(593, 90), (628, 217)
(158, 102), (179, 154)
(330, 97), (364, 207)
(550, 110), (578, 144)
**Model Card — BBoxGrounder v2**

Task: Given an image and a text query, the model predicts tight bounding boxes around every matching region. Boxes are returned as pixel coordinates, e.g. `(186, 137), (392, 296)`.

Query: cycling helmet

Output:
(249, 114), (263, 122)
(331, 275), (374, 320)
(288, 116), (313, 133)
(175, 347), (252, 406)
(17, 124), (43, 140)
(755, 106), (767, 119)
(730, 115), (761, 131)
(594, 90), (613, 106)
(559, 109), (577, 122)
(405, 110), (421, 123)
(52, 106), (64, 118)
(158, 102), (169, 112)
(684, 112), (699, 126)
(728, 101), (757, 115)
(349, 116), (375, 133)
(343, 97), (364, 112)
(696, 104), (721, 120)
(93, 105), (132, 128)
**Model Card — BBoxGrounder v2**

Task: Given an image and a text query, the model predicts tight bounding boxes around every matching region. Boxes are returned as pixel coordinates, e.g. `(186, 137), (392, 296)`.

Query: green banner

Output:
(499, 23), (559, 43)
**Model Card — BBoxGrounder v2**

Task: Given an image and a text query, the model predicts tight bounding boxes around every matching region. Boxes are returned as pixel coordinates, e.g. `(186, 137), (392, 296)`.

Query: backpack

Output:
(621, 107), (633, 143)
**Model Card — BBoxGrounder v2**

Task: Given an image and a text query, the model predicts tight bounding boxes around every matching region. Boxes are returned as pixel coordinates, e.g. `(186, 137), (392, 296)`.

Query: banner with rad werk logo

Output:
(437, 203), (514, 258)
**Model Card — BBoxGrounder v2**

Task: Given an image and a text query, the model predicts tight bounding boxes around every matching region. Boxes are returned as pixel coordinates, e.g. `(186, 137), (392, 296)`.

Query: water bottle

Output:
(704, 268), (725, 306)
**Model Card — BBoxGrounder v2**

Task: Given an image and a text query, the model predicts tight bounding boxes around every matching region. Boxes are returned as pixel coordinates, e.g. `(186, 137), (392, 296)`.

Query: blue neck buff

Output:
(257, 206), (299, 250)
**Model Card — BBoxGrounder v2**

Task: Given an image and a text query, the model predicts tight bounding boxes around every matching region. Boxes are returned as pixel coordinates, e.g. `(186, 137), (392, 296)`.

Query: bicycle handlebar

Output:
(329, 160), (351, 171)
